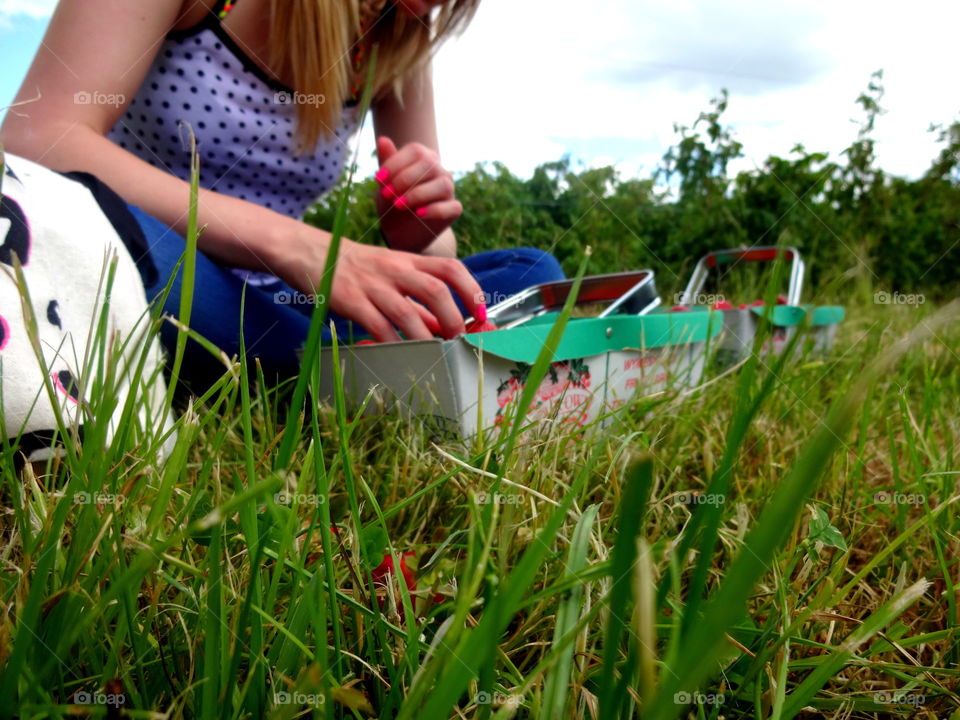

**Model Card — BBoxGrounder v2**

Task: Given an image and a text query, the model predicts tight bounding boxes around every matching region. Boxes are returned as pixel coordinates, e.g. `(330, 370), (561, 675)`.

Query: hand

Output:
(277, 225), (484, 343)
(375, 136), (462, 253)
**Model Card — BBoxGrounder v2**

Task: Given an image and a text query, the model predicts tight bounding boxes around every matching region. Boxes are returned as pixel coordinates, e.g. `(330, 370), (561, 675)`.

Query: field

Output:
(2, 82), (959, 718)
(1, 253), (959, 719)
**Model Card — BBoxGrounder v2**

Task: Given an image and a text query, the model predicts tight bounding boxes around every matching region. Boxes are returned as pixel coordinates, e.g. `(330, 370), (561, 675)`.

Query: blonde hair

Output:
(268, 0), (480, 152)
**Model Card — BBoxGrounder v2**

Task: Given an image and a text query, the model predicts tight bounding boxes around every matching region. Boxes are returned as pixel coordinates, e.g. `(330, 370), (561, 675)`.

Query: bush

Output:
(305, 74), (960, 301)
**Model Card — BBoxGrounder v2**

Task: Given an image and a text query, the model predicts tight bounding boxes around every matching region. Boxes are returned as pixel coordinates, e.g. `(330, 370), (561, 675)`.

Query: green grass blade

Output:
(540, 504), (600, 719)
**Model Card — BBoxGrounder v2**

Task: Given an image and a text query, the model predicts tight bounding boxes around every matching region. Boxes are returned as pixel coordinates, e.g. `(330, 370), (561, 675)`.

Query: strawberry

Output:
(465, 319), (499, 333)
(371, 551), (418, 620)
(372, 551), (416, 593)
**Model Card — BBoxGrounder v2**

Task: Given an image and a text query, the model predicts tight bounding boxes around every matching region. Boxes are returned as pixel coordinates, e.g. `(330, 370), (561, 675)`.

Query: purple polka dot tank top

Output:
(107, 0), (361, 284)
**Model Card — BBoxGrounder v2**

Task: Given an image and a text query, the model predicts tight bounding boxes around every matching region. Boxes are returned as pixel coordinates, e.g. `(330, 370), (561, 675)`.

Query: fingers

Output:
(402, 176), (456, 211)
(411, 254), (485, 325)
(376, 136), (398, 173)
(372, 290), (434, 341)
(348, 298), (403, 344)
(376, 139), (435, 181)
(389, 158), (444, 199)
(375, 140), (449, 204)
(333, 241), (482, 342)
(413, 303), (443, 336)
(410, 199), (463, 222)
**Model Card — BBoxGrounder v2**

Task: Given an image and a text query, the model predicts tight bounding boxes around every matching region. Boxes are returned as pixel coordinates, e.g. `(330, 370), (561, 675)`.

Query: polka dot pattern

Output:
(107, 26), (360, 223)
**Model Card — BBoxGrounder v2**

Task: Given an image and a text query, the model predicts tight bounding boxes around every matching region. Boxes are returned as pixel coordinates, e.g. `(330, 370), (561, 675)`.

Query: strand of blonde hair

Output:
(268, 0), (480, 153)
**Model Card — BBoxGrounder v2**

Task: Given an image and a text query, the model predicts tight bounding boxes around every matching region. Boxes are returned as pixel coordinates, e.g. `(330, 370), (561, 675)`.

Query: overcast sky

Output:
(2, 0), (958, 183)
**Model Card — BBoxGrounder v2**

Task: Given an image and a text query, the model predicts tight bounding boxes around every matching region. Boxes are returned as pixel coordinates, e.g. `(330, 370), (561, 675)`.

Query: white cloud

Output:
(424, 0), (960, 181)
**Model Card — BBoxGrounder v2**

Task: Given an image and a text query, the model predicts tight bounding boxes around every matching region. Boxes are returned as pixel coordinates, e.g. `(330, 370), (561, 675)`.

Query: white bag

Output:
(1, 153), (173, 462)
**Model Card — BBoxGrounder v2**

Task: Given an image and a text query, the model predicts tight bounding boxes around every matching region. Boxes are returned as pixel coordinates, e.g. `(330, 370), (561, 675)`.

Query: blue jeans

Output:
(126, 205), (565, 388)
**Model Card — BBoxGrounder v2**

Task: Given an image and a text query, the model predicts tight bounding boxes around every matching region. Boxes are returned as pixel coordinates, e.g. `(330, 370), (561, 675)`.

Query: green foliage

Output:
(306, 73), (960, 300)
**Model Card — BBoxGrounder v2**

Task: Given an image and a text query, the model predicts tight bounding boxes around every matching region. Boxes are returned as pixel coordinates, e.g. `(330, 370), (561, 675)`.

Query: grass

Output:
(1, 147), (959, 718)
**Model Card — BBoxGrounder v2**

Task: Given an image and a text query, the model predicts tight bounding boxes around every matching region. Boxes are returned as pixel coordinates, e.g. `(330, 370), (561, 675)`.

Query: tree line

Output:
(306, 73), (959, 301)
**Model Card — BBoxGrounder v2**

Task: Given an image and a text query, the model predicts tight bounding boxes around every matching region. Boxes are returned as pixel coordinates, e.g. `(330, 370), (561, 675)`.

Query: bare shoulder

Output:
(1, 0), (201, 152)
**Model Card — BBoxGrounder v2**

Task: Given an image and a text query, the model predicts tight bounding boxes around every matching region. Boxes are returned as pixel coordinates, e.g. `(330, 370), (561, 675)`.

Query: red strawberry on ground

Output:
(372, 551), (416, 593)
(371, 551), (418, 620)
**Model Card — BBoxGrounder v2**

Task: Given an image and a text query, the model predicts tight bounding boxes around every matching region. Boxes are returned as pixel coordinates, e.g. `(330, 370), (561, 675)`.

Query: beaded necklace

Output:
(351, 0), (390, 99)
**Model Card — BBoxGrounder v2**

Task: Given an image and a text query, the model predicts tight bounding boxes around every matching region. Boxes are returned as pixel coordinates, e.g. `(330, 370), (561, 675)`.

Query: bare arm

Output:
(0, 0), (287, 270)
(1, 0), (481, 340)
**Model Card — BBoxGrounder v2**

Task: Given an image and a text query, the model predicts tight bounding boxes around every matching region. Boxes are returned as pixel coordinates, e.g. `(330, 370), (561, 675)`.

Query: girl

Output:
(1, 0), (563, 386)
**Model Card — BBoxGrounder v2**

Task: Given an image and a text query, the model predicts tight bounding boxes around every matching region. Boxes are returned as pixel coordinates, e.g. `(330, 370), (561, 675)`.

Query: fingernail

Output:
(416, 207), (428, 218)
(393, 195), (409, 210)
(475, 302), (487, 323)
(375, 168), (389, 183)
(381, 184), (396, 199)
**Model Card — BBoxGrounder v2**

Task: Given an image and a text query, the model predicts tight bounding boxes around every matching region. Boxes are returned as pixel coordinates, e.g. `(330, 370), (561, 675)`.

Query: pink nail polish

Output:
(375, 168), (389, 183)
(394, 195), (409, 210)
(476, 302), (487, 323)
(416, 207), (429, 218)
(381, 184), (396, 199)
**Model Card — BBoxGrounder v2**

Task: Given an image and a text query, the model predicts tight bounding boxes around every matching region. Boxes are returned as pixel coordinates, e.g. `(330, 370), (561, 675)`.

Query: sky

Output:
(2, 0), (958, 184)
